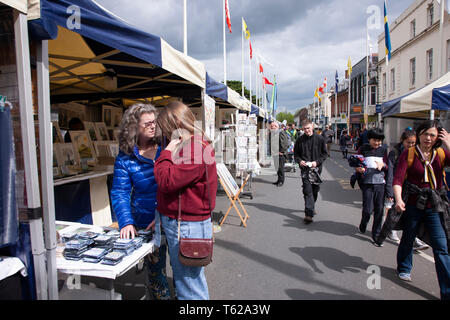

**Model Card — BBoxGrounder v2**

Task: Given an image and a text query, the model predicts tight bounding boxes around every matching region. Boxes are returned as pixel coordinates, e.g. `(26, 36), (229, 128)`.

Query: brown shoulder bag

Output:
(177, 161), (213, 267)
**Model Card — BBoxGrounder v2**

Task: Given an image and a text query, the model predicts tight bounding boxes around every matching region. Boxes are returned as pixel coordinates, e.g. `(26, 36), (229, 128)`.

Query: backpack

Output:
(405, 146), (448, 190)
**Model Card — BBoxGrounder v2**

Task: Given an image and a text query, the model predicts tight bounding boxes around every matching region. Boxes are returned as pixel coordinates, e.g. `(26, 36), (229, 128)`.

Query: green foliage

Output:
(226, 80), (258, 104)
(276, 112), (295, 124)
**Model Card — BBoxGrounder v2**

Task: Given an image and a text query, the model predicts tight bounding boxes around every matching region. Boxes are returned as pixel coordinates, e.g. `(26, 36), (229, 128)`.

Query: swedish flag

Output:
(384, 0), (392, 61)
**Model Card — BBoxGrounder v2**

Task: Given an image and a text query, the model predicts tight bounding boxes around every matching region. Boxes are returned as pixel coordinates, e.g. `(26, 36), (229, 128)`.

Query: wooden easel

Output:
(217, 164), (250, 228)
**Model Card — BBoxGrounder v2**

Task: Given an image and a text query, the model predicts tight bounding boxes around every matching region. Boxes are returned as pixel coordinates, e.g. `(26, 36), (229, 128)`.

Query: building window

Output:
(427, 48), (433, 81)
(390, 68), (395, 92)
(383, 73), (386, 96)
(410, 58), (416, 87)
(370, 86), (376, 105)
(410, 19), (416, 39)
(427, 4), (434, 27)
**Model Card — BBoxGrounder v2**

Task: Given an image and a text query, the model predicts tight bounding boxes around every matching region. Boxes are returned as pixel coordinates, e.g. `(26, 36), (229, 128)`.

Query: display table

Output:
(56, 221), (155, 300)
(53, 168), (113, 186)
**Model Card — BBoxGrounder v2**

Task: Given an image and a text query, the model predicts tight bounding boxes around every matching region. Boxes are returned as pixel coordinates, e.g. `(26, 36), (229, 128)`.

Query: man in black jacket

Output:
(270, 121), (290, 187)
(294, 120), (328, 224)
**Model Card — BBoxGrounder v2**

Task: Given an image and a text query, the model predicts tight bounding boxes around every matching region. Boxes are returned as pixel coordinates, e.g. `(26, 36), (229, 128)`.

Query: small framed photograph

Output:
(112, 108), (123, 128)
(69, 130), (96, 163)
(94, 141), (111, 157)
(54, 143), (77, 166)
(95, 122), (110, 141)
(83, 121), (100, 141)
(113, 129), (120, 141)
(107, 142), (120, 157)
(102, 105), (114, 128)
(52, 122), (64, 143)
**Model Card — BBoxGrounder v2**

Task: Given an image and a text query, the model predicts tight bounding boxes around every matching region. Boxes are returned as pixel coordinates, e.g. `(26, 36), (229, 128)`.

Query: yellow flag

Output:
(242, 18), (250, 39)
(347, 56), (352, 75)
(314, 87), (321, 102)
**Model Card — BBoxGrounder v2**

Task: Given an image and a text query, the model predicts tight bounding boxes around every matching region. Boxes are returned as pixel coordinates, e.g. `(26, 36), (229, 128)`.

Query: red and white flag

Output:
(249, 39), (253, 59)
(225, 0), (232, 33)
(259, 63), (264, 73)
(319, 77), (327, 94)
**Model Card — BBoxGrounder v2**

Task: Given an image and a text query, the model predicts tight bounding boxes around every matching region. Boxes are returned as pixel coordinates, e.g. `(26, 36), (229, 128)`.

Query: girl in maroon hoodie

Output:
(154, 101), (217, 300)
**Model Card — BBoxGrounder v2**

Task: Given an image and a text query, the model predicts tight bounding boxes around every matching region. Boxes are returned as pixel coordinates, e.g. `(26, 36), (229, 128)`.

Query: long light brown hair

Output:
(157, 101), (210, 146)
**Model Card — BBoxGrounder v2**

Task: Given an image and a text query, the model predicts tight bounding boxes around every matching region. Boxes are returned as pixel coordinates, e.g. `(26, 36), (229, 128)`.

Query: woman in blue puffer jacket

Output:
(110, 103), (170, 300)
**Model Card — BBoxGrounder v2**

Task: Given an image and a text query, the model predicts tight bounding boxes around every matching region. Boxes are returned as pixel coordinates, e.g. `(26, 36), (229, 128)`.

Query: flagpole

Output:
(365, 27), (369, 128)
(223, 0), (227, 85)
(249, 43), (252, 103)
(439, 0), (445, 77)
(183, 0), (187, 55)
(335, 78), (338, 142)
(347, 71), (351, 133)
(241, 17), (244, 97)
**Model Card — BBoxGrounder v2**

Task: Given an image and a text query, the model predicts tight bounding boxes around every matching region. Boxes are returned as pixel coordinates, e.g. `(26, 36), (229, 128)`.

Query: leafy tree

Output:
(276, 112), (295, 124)
(226, 80), (258, 104)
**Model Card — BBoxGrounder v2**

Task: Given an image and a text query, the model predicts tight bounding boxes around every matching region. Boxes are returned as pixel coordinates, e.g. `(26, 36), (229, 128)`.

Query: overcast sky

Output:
(95, 0), (413, 114)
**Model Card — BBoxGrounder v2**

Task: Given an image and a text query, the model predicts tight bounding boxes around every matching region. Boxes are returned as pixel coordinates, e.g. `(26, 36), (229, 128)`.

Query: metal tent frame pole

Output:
(14, 11), (48, 300)
(37, 40), (59, 300)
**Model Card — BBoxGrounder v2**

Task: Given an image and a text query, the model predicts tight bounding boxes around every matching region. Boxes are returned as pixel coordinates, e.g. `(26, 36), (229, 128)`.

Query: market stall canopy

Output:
(226, 88), (251, 112)
(250, 104), (260, 116)
(382, 72), (450, 118)
(1, 0), (27, 13)
(206, 73), (228, 102)
(28, 0), (206, 104)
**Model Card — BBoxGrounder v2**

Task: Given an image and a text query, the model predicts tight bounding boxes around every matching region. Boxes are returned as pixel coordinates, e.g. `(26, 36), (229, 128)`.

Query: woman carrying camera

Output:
(393, 121), (450, 300)
(154, 101), (217, 300)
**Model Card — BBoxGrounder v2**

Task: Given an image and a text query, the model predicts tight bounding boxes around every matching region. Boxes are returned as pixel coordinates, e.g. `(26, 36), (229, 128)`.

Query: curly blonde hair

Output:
(118, 103), (160, 155)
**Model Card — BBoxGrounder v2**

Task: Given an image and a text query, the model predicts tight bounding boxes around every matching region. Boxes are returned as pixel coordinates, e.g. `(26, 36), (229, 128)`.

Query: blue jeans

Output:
(159, 213), (211, 300)
(397, 205), (450, 300)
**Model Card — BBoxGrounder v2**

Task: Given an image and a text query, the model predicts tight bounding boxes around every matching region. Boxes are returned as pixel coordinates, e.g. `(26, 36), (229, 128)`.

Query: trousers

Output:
(302, 178), (320, 217)
(397, 205), (450, 300)
(274, 155), (286, 184)
(360, 183), (385, 240)
(159, 213), (212, 300)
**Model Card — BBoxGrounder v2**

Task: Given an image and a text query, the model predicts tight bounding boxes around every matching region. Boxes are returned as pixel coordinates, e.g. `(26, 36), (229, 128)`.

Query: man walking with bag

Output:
(294, 120), (328, 224)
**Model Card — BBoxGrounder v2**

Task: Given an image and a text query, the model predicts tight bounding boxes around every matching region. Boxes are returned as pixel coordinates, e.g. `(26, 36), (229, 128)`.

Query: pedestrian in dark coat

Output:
(294, 119), (328, 224)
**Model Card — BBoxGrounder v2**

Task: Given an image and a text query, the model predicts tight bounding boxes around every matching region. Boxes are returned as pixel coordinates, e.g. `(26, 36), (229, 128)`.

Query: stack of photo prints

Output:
(62, 228), (153, 265)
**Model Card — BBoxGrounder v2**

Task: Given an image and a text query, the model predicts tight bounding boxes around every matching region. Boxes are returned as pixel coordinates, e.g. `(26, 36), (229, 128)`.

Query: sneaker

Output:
(304, 216), (313, 224)
(398, 272), (412, 282)
(387, 230), (400, 242)
(371, 238), (384, 247)
(413, 238), (429, 251)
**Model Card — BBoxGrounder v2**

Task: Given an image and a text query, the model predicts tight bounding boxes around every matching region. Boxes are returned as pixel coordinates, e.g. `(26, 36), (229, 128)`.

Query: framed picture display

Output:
(102, 105), (114, 128)
(69, 130), (96, 163)
(54, 143), (77, 167)
(83, 121), (100, 141)
(55, 102), (87, 130)
(52, 121), (64, 143)
(95, 122), (110, 141)
(107, 142), (120, 157)
(93, 141), (111, 157)
(113, 129), (120, 141)
(112, 107), (123, 128)
(216, 163), (239, 197)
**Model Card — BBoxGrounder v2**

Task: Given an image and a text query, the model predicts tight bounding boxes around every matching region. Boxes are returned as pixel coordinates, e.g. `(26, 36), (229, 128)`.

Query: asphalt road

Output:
(204, 149), (441, 300)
